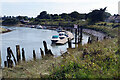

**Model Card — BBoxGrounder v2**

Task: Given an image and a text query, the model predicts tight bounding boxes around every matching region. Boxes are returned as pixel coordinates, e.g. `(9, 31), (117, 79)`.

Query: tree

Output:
(16, 16), (23, 20)
(60, 13), (70, 20)
(87, 7), (110, 24)
(2, 18), (19, 25)
(37, 11), (51, 19)
(69, 11), (80, 19)
(51, 14), (60, 19)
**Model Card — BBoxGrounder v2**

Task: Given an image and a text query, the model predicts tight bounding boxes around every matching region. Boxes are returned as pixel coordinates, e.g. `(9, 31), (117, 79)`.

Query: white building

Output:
(105, 15), (120, 23)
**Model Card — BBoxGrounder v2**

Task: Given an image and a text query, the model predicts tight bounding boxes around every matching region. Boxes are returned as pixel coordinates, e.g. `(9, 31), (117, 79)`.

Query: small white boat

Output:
(30, 25), (35, 28)
(51, 31), (74, 45)
(36, 25), (43, 29)
(59, 32), (68, 39)
(51, 35), (60, 44)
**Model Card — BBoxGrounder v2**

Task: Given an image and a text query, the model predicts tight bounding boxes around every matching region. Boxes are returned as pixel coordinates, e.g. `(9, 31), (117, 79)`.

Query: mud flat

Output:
(0, 27), (11, 33)
(83, 29), (109, 40)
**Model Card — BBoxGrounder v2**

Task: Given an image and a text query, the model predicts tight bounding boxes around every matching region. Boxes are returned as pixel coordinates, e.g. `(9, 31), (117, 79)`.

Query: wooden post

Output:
(97, 37), (99, 41)
(9, 59), (13, 68)
(48, 49), (54, 56)
(43, 41), (48, 55)
(71, 28), (73, 33)
(33, 50), (36, 61)
(16, 45), (21, 63)
(68, 38), (72, 48)
(9, 48), (17, 65)
(75, 29), (77, 44)
(88, 37), (90, 43)
(7, 56), (10, 68)
(22, 48), (25, 61)
(88, 37), (92, 44)
(80, 26), (83, 43)
(4, 61), (7, 67)
(0, 50), (1, 67)
(78, 26), (80, 43)
(7, 47), (11, 58)
(103, 36), (106, 40)
(40, 48), (44, 58)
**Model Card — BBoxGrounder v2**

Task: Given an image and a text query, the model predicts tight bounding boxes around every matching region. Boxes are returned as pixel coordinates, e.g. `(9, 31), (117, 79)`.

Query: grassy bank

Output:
(2, 38), (120, 78)
(84, 22), (119, 38)
(2, 22), (120, 79)
(48, 38), (120, 78)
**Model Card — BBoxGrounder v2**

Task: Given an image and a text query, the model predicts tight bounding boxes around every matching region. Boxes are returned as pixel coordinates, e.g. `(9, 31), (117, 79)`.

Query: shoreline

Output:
(1, 25), (108, 40)
(0, 27), (12, 34)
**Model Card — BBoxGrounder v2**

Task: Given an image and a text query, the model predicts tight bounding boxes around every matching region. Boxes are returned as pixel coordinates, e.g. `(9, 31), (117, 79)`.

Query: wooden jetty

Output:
(56, 31), (74, 45)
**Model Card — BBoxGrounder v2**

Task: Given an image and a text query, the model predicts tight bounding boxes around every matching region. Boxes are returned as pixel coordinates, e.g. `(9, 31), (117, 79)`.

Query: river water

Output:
(0, 26), (90, 67)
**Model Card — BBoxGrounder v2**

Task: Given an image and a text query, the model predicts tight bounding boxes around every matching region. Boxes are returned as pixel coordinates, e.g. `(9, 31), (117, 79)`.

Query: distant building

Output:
(105, 14), (120, 23)
(20, 19), (29, 24)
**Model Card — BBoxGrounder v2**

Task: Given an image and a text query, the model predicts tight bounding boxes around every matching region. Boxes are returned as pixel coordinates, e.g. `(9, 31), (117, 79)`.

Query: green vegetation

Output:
(2, 18), (19, 26)
(49, 38), (120, 78)
(87, 7), (111, 24)
(2, 22), (120, 78)
(47, 23), (120, 79)
(2, 7), (111, 26)
(84, 22), (119, 37)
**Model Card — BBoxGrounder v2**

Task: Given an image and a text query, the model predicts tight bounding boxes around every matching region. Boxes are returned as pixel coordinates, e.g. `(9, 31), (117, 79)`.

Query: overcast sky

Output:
(0, 0), (120, 17)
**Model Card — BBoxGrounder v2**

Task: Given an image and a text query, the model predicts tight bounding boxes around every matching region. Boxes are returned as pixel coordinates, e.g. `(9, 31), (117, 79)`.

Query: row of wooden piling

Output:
(74, 26), (83, 44)
(67, 26), (107, 48)
(4, 41), (53, 68)
(67, 26), (83, 48)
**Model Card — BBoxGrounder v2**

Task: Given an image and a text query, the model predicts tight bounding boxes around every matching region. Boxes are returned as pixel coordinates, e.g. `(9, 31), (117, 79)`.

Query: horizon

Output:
(1, 0), (119, 17)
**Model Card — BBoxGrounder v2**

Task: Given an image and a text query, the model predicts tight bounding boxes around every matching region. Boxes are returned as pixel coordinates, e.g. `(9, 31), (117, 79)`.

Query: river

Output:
(0, 26), (90, 67)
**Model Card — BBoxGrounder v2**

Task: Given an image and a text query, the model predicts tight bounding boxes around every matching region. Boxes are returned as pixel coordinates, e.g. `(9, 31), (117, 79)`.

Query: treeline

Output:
(2, 7), (111, 26)
(2, 16), (34, 26)
(36, 11), (87, 20)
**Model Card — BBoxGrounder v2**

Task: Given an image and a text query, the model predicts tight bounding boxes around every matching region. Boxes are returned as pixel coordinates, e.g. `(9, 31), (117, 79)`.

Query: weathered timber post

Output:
(16, 45), (21, 63)
(88, 37), (91, 44)
(75, 29), (77, 44)
(9, 48), (17, 65)
(7, 56), (10, 68)
(22, 48), (25, 61)
(78, 26), (80, 43)
(9, 59), (13, 68)
(4, 61), (7, 67)
(88, 37), (92, 44)
(80, 26), (83, 43)
(40, 48), (44, 58)
(68, 38), (72, 48)
(33, 50), (36, 61)
(97, 37), (99, 41)
(103, 36), (106, 40)
(71, 28), (73, 33)
(48, 49), (54, 56)
(7, 47), (11, 58)
(43, 41), (48, 55)
(0, 50), (1, 67)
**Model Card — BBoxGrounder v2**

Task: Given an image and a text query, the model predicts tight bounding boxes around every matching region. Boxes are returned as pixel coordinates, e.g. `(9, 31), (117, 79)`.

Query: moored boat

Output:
(36, 25), (43, 29)
(51, 35), (60, 44)
(59, 32), (68, 39)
